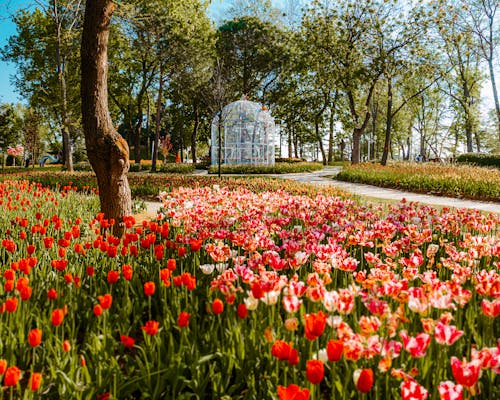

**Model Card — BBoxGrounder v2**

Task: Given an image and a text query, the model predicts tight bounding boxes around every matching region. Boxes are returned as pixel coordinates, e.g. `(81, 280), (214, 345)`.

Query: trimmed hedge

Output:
(456, 153), (500, 168)
(159, 163), (195, 174)
(336, 162), (500, 202)
(274, 157), (306, 163)
(208, 162), (323, 174)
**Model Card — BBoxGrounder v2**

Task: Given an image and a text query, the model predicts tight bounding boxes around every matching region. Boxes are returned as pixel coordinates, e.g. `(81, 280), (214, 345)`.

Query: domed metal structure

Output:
(211, 99), (275, 166)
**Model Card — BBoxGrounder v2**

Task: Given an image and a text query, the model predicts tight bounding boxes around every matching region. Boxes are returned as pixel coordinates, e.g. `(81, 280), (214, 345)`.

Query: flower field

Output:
(0, 179), (498, 399)
(336, 162), (500, 202)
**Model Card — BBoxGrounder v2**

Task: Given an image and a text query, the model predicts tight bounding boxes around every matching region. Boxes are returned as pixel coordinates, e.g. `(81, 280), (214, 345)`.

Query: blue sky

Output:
(0, 0), (33, 104)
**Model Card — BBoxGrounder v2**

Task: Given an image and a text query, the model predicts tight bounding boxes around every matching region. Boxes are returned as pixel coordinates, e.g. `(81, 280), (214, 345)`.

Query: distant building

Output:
(211, 98), (275, 166)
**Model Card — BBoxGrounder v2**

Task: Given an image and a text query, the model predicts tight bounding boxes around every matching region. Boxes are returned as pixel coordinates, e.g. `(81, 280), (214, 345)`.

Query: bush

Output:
(274, 157), (306, 163)
(129, 164), (142, 172)
(160, 163), (195, 174)
(456, 152), (500, 168)
(73, 162), (93, 172)
(208, 162), (323, 174)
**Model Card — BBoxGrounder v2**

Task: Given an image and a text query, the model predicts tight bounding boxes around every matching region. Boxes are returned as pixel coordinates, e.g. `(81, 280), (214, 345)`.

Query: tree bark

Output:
(314, 118), (327, 165)
(487, 59), (500, 141)
(151, 63), (164, 172)
(191, 103), (199, 164)
(81, 0), (131, 237)
(327, 109), (334, 163)
(53, 0), (73, 172)
(352, 128), (362, 164)
(381, 77), (393, 166)
(339, 139), (345, 161)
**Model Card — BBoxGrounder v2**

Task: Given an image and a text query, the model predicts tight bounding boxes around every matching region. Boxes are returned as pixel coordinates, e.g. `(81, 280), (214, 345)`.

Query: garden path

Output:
(143, 166), (500, 216)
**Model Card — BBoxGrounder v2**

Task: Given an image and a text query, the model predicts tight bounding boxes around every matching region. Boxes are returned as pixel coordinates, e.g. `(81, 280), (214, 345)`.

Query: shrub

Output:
(456, 153), (500, 168)
(274, 157), (306, 163)
(160, 163), (195, 174)
(208, 162), (323, 174)
(73, 162), (93, 172)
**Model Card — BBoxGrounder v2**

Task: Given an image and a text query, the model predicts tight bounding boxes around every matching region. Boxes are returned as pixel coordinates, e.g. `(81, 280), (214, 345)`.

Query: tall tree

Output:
(461, 0), (500, 141)
(304, 0), (413, 164)
(217, 15), (287, 101)
(2, 1), (83, 171)
(433, 1), (483, 153)
(81, 0), (131, 236)
(0, 104), (24, 151)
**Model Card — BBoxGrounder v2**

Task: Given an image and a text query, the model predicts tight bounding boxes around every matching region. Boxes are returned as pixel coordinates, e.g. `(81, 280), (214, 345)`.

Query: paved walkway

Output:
(144, 167), (500, 215)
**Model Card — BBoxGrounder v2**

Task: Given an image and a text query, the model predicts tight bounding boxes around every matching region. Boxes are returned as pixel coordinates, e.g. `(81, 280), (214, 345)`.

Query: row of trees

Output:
(1, 0), (499, 171)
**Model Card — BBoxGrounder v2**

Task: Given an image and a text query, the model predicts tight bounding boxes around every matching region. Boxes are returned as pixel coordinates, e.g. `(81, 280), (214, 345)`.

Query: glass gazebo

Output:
(211, 99), (275, 166)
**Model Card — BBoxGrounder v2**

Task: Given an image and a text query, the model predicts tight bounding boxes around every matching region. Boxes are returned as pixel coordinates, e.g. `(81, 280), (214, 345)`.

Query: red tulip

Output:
(306, 360), (324, 385)
(29, 372), (42, 391)
(97, 294), (112, 310)
(0, 359), (7, 374)
(122, 264), (133, 280)
(51, 308), (64, 326)
(47, 288), (58, 300)
(434, 322), (463, 346)
(237, 303), (248, 319)
(212, 298), (224, 314)
(5, 297), (18, 313)
(177, 311), (190, 328)
(272, 340), (291, 361)
(93, 304), (103, 317)
(304, 311), (327, 341)
(28, 328), (42, 347)
(107, 270), (120, 284)
(401, 380), (428, 400)
(354, 368), (374, 393)
(450, 357), (481, 389)
(326, 339), (344, 362)
(141, 320), (159, 336)
(167, 259), (176, 271)
(277, 384), (310, 400)
(4, 366), (21, 386)
(63, 340), (71, 352)
(120, 335), (135, 349)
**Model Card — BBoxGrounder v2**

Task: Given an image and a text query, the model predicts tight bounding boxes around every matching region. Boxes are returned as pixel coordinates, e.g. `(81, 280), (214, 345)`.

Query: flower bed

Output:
(0, 179), (498, 398)
(0, 171), (348, 199)
(335, 162), (500, 202)
(208, 162), (323, 174)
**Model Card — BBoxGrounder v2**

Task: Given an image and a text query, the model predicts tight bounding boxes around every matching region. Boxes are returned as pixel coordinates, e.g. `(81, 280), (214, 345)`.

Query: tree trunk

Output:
(462, 81), (474, 153)
(315, 119), (327, 165)
(339, 139), (345, 161)
(81, 0), (131, 237)
(465, 113), (474, 153)
(287, 126), (293, 158)
(293, 127), (299, 159)
(134, 119), (142, 164)
(151, 64), (164, 172)
(474, 131), (481, 153)
(217, 114), (222, 178)
(381, 77), (393, 166)
(327, 110), (334, 163)
(191, 103), (199, 164)
(351, 128), (362, 164)
(487, 59), (500, 142)
(54, 0), (73, 172)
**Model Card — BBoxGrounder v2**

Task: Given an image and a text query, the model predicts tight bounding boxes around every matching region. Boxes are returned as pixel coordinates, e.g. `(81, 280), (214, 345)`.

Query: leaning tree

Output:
(81, 0), (131, 236)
